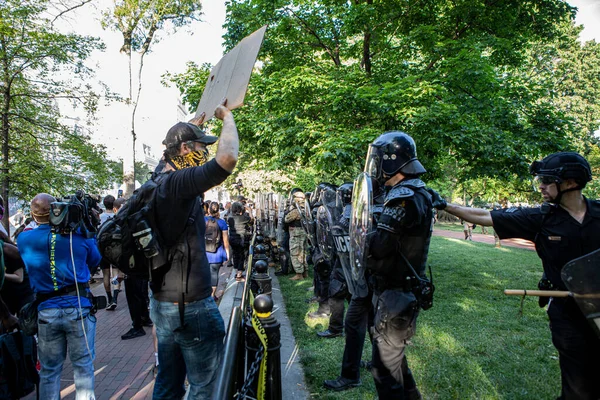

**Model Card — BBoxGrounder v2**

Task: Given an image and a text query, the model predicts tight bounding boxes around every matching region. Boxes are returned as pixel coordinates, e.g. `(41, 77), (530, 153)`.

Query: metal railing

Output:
(212, 231), (256, 400)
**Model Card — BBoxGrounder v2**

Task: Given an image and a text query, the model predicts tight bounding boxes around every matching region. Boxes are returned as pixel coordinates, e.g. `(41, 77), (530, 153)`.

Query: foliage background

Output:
(168, 0), (600, 203)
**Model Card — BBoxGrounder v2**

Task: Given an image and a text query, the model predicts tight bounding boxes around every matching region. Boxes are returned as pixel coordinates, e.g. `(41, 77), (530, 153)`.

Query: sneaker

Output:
(141, 318), (153, 327)
(121, 328), (146, 340)
(106, 302), (117, 311)
(323, 376), (361, 391)
(317, 329), (343, 339)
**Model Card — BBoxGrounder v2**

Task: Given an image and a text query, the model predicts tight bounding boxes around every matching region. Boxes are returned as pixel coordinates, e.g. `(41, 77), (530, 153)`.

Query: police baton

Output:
(504, 289), (600, 299)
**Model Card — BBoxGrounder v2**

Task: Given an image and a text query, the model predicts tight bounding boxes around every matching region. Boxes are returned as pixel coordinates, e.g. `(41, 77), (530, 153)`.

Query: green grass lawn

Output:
(277, 236), (560, 399)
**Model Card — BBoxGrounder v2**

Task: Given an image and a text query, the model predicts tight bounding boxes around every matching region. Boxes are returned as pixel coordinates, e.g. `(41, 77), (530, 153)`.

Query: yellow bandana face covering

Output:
(169, 150), (208, 170)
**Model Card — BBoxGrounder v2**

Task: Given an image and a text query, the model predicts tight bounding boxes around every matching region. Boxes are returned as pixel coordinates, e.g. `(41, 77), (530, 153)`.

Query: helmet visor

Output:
(365, 145), (382, 182)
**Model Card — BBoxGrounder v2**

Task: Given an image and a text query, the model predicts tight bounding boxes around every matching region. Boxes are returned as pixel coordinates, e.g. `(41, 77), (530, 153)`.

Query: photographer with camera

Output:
(17, 193), (102, 400)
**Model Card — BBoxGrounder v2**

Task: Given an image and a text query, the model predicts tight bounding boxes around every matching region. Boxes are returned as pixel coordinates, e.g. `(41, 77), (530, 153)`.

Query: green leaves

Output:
(170, 0), (600, 197)
(0, 0), (112, 215)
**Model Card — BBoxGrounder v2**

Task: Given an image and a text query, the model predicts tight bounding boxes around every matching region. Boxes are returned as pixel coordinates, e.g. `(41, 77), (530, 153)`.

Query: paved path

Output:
(433, 228), (535, 251)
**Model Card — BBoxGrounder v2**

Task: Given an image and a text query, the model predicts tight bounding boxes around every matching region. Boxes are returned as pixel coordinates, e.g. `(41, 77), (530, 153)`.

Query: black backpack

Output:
(204, 217), (222, 253)
(97, 176), (167, 279)
(0, 331), (39, 399)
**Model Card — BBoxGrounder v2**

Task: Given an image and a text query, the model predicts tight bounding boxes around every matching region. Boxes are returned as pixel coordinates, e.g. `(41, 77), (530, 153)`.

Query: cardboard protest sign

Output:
(194, 25), (267, 121)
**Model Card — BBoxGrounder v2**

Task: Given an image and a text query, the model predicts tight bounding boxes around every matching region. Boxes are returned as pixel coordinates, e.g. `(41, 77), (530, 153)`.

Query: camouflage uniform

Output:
(285, 207), (307, 274)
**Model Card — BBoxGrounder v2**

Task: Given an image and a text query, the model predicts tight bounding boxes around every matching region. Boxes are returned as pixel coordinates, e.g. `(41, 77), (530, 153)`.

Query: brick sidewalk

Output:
(26, 278), (156, 400)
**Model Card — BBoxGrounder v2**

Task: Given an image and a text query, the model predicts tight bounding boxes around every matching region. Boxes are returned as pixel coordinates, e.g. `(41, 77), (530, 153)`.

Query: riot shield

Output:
(333, 203), (369, 297)
(276, 194), (286, 245)
(316, 190), (337, 263)
(562, 248), (600, 339)
(349, 172), (373, 292)
(268, 193), (276, 239)
(296, 200), (317, 248)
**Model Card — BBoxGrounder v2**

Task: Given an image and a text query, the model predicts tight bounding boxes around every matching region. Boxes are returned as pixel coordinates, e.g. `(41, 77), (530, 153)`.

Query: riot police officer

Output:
(323, 182), (377, 391)
(316, 183), (349, 336)
(284, 189), (309, 280)
(430, 152), (600, 400)
(365, 131), (433, 399)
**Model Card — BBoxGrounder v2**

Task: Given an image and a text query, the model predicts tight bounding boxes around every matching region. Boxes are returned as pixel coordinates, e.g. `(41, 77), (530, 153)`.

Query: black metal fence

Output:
(211, 222), (282, 400)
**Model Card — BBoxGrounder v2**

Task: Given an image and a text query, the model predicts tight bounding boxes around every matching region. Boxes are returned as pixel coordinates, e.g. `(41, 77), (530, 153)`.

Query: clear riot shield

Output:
(561, 248), (600, 339)
(349, 172), (373, 293)
(268, 193), (276, 239)
(276, 194), (286, 245)
(296, 199), (317, 248)
(316, 190), (337, 263)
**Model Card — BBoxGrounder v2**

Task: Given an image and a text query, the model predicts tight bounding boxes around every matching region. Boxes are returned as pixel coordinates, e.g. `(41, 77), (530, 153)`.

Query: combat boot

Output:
(290, 273), (304, 280)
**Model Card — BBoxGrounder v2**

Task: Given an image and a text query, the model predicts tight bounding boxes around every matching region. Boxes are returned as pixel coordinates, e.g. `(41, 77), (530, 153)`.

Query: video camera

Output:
(49, 190), (101, 238)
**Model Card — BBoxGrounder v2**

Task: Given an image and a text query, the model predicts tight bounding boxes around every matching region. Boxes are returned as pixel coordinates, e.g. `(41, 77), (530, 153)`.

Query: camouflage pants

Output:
(288, 227), (307, 274)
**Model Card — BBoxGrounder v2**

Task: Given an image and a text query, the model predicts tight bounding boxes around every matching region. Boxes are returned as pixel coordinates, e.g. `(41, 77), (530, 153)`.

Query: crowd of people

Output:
(0, 96), (598, 400)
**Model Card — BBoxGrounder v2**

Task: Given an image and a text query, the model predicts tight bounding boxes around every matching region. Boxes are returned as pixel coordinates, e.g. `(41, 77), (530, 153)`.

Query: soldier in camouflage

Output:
(284, 190), (308, 280)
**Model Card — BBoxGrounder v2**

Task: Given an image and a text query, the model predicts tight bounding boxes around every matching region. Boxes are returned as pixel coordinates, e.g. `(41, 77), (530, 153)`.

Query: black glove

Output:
(427, 188), (447, 210)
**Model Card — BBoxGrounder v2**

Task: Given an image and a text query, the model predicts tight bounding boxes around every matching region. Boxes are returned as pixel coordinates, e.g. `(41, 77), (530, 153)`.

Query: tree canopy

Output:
(169, 0), (600, 201)
(0, 0), (116, 227)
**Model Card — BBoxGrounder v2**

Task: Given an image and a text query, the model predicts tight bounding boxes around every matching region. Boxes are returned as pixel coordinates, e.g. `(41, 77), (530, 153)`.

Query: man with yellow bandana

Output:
(150, 102), (239, 399)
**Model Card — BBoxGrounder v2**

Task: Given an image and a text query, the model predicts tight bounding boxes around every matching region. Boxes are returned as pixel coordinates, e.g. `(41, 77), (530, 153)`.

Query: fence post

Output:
(244, 294), (282, 400)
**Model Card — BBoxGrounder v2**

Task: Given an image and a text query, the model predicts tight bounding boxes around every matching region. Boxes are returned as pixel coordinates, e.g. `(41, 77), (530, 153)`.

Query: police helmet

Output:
(162, 122), (218, 151)
(529, 152), (592, 188)
(365, 131), (426, 185)
(336, 182), (354, 207)
(311, 183), (336, 206)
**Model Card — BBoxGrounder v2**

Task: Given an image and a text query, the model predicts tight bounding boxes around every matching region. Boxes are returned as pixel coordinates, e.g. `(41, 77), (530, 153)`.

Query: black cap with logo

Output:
(162, 122), (218, 150)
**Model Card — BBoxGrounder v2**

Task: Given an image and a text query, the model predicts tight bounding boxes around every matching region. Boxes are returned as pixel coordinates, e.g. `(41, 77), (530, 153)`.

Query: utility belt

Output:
(36, 283), (90, 302)
(373, 272), (434, 311)
(372, 274), (416, 293)
(36, 283), (107, 312)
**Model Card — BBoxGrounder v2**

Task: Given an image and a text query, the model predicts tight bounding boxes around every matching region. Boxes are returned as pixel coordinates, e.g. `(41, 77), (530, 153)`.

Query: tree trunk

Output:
(1, 84), (11, 233)
(122, 50), (135, 197)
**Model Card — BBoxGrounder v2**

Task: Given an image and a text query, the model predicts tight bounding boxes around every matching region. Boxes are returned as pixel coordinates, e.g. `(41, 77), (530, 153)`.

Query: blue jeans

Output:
(150, 296), (225, 399)
(37, 307), (96, 400)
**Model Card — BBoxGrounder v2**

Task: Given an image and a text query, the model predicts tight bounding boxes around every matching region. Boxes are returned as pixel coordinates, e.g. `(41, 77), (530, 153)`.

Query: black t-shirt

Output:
(152, 159), (231, 302)
(491, 199), (600, 291)
(227, 214), (252, 244)
(1, 242), (34, 314)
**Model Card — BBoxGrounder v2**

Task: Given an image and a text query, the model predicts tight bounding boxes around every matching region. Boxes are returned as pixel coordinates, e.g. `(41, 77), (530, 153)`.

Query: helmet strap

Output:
(550, 185), (581, 205)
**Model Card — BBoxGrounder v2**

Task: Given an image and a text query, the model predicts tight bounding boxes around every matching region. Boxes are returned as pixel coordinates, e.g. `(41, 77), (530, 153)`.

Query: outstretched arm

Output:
(427, 188), (494, 227)
(444, 204), (493, 227)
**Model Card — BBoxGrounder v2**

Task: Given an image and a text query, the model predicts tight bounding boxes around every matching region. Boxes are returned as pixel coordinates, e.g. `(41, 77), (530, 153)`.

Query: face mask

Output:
(169, 149), (208, 170)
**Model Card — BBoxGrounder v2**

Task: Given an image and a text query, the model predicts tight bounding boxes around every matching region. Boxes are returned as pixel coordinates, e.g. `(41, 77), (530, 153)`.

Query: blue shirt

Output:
(18, 224), (102, 310)
(204, 216), (228, 264)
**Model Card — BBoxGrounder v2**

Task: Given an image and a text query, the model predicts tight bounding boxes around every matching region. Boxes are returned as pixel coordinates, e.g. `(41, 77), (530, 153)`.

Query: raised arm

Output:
(214, 102), (239, 173)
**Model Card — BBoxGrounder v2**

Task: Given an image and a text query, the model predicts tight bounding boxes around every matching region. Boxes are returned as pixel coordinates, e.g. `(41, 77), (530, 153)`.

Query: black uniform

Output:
(491, 200), (600, 400)
(369, 179), (433, 399)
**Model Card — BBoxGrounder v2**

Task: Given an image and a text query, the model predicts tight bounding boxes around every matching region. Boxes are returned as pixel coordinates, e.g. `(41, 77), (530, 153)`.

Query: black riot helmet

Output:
(311, 182), (336, 206)
(336, 182), (353, 208)
(530, 152), (592, 187)
(365, 131), (426, 186)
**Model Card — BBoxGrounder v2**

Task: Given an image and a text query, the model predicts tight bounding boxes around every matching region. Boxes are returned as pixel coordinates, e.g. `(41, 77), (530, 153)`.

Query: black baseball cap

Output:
(162, 122), (218, 149)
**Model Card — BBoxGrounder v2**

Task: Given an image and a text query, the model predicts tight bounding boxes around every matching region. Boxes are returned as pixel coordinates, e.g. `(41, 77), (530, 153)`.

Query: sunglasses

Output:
(537, 176), (558, 185)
